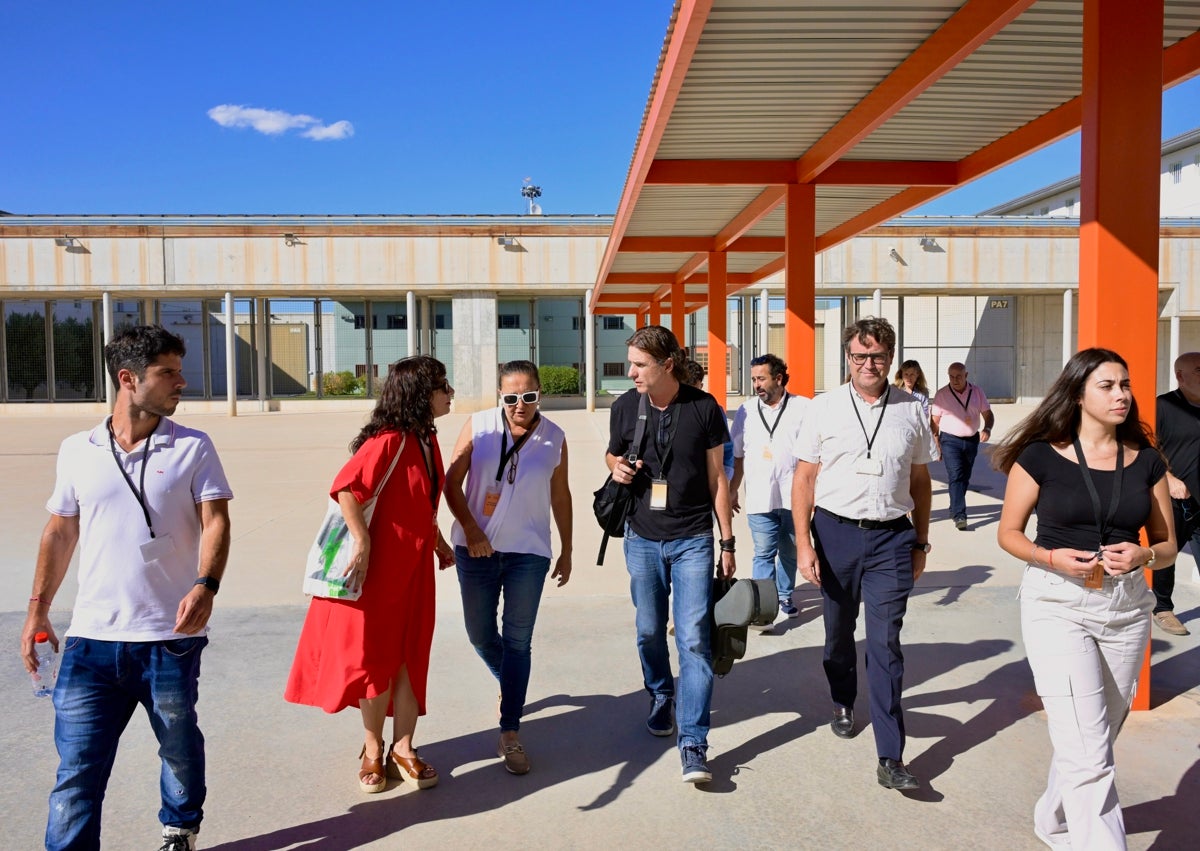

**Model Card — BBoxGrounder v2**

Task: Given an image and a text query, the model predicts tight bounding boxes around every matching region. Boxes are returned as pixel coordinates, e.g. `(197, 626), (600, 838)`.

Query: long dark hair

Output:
(991, 348), (1153, 473)
(350, 355), (446, 453)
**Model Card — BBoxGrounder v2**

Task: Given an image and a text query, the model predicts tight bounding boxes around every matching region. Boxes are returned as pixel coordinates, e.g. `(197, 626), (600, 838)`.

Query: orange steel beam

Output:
(796, 0), (1037, 182)
(785, 184), (817, 396)
(815, 160), (959, 186)
(715, 187), (787, 248)
(619, 236), (785, 253)
(671, 279), (686, 340)
(649, 298), (662, 326)
(645, 159), (959, 187)
(816, 31), (1200, 252)
(1077, 0), (1163, 712)
(708, 251), (729, 410)
(645, 159), (796, 185)
(592, 0), (713, 301)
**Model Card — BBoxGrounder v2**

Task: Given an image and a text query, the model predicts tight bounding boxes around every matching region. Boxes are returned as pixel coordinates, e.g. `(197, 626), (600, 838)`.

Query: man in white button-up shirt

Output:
(730, 354), (810, 618)
(792, 317), (936, 793)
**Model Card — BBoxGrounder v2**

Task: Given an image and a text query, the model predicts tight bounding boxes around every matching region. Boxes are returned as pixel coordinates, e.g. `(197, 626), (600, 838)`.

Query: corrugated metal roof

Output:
(595, 0), (1200, 314)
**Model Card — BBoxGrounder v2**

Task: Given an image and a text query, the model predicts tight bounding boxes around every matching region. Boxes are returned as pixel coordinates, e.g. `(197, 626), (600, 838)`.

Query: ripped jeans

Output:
(47, 636), (208, 851)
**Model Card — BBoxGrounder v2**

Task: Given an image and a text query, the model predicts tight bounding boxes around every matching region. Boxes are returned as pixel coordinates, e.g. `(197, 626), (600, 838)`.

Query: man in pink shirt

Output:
(931, 363), (994, 530)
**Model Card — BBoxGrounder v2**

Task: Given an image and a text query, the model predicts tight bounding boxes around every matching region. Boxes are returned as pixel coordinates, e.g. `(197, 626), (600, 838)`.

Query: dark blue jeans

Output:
(940, 432), (980, 522)
(455, 547), (551, 732)
(48, 635), (208, 851)
(623, 528), (714, 750)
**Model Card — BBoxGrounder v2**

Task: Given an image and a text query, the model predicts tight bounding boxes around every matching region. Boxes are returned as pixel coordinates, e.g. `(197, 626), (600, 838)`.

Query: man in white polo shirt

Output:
(931, 362), (994, 530)
(792, 317), (936, 792)
(20, 325), (232, 851)
(730, 353), (810, 618)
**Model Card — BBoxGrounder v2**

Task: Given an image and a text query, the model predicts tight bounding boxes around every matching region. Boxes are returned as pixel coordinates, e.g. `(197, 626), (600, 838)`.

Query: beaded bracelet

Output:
(29, 596), (51, 605)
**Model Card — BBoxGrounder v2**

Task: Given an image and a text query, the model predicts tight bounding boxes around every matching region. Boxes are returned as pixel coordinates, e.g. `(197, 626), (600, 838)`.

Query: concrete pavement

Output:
(2, 403), (1198, 849)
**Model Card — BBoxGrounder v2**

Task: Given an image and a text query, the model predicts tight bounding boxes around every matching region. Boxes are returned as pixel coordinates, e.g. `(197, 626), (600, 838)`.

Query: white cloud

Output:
(207, 104), (354, 141)
(301, 120), (354, 141)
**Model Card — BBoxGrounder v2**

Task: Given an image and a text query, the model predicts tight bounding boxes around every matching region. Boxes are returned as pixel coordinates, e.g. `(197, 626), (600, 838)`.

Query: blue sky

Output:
(3, 1), (1197, 217)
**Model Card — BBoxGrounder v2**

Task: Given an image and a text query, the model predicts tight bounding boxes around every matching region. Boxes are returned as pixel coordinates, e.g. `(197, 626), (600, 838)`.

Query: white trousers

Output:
(1019, 564), (1152, 851)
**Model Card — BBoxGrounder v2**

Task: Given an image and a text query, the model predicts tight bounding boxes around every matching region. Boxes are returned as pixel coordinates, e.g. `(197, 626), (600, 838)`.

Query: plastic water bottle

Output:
(32, 632), (57, 698)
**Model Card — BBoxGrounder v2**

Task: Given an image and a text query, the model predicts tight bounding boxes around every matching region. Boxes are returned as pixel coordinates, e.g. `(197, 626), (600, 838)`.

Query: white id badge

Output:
(483, 487), (501, 517)
(139, 534), (176, 564)
(855, 456), (883, 476)
(650, 478), (669, 510)
(761, 446), (774, 461)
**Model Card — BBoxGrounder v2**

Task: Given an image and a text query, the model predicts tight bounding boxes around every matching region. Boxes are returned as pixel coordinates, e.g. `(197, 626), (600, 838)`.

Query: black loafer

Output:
(831, 706), (855, 739)
(877, 758), (920, 790)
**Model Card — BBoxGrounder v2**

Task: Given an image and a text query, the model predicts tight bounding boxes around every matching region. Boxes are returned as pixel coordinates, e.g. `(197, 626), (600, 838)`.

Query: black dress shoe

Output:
(877, 758), (920, 790)
(831, 706), (854, 739)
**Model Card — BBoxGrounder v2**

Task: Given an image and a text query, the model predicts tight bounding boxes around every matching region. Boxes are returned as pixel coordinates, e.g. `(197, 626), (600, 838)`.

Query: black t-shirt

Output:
(1015, 441), (1166, 551)
(1156, 389), (1200, 505)
(607, 384), (730, 541)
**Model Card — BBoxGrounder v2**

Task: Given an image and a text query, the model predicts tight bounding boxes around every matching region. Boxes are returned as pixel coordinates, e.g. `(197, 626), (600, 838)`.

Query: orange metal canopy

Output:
(592, 0), (1200, 316)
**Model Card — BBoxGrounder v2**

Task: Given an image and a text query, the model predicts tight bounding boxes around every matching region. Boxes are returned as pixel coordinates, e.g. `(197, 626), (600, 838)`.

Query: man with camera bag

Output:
(605, 325), (735, 785)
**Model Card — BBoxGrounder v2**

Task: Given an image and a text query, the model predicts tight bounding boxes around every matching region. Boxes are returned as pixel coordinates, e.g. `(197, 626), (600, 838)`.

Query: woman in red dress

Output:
(285, 356), (455, 793)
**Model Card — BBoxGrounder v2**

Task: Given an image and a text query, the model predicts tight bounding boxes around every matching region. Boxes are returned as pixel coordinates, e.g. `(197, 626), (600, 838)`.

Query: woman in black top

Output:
(992, 348), (1175, 850)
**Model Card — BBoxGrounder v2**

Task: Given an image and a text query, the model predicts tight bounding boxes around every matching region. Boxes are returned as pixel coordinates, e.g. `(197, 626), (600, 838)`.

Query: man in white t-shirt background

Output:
(730, 354), (810, 619)
(20, 325), (233, 851)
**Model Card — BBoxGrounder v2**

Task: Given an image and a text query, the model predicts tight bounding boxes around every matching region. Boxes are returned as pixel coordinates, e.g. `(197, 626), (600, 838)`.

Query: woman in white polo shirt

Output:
(443, 360), (574, 775)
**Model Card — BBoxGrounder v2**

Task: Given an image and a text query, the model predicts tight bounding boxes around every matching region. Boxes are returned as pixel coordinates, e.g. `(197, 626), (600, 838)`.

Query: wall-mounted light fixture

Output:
(888, 247), (907, 266)
(919, 236), (940, 251)
(283, 233), (299, 247)
(496, 236), (519, 247)
(54, 236), (77, 247)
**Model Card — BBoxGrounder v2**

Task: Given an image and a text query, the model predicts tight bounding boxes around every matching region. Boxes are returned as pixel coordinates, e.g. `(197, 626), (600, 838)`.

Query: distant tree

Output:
(54, 316), (96, 398)
(6, 311), (48, 399)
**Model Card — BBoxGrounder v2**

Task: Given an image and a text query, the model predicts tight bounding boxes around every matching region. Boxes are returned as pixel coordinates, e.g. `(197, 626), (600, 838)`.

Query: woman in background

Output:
(992, 348), (1174, 849)
(894, 359), (932, 423)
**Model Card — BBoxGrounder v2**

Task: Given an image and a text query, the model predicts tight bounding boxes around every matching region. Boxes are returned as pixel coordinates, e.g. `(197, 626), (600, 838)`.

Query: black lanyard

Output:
(495, 413), (540, 483)
(758, 394), (790, 441)
(107, 416), (159, 538)
(950, 385), (973, 414)
(849, 384), (889, 459)
(1072, 436), (1124, 547)
(651, 403), (679, 475)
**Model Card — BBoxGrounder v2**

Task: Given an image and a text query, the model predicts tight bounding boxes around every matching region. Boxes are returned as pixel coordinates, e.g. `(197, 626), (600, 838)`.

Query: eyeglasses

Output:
(437, 380), (453, 394)
(501, 390), (540, 406)
(847, 352), (890, 366)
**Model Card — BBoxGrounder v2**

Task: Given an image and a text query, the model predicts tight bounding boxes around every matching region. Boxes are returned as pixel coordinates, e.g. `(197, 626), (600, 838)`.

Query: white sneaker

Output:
(159, 827), (197, 851)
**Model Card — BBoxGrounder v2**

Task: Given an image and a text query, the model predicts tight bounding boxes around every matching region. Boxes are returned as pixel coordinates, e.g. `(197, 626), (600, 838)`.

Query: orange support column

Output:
(649, 298), (662, 327)
(636, 309), (648, 329)
(785, 183), (817, 396)
(1077, 0), (1163, 711)
(671, 279), (686, 345)
(708, 251), (728, 411)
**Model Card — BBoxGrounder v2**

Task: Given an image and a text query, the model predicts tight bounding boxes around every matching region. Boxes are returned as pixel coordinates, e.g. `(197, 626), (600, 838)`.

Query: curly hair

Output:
(104, 325), (186, 385)
(842, 316), (896, 353)
(350, 355), (447, 453)
(991, 347), (1154, 473)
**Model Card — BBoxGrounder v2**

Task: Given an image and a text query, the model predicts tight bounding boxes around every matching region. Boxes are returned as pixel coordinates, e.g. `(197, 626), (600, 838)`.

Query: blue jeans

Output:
(747, 508), (797, 600)
(623, 527), (714, 750)
(48, 635), (208, 851)
(456, 547), (551, 732)
(940, 432), (980, 522)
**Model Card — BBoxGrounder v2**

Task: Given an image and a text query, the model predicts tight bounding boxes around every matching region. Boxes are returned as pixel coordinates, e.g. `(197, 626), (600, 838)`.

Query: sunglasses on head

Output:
(501, 390), (540, 406)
